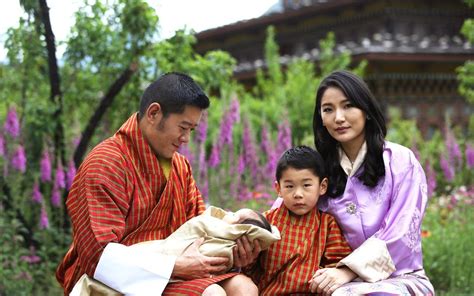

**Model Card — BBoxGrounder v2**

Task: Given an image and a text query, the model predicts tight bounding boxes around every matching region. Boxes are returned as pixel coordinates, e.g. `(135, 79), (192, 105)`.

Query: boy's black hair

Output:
(241, 211), (272, 233)
(275, 145), (327, 182)
(139, 72), (210, 119)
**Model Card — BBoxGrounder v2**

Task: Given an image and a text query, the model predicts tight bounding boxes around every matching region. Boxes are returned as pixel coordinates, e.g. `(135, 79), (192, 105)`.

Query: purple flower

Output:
(440, 154), (454, 182)
(20, 247), (41, 264)
(425, 160), (437, 198)
(242, 119), (259, 182)
(208, 143), (221, 168)
(55, 164), (66, 189)
(51, 185), (61, 207)
(179, 144), (194, 165)
(445, 129), (462, 168)
(40, 150), (52, 182)
(411, 142), (421, 161)
(66, 160), (77, 190)
(39, 205), (49, 229)
(32, 181), (43, 203)
(195, 111), (208, 144)
(466, 143), (474, 168)
(276, 118), (292, 157)
(237, 154), (245, 175)
(200, 178), (209, 202)
(11, 145), (26, 172)
(72, 136), (81, 148)
(4, 106), (20, 138)
(0, 133), (5, 157)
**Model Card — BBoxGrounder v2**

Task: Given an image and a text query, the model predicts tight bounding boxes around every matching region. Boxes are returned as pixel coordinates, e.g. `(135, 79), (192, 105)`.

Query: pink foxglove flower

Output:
(4, 107), (20, 138)
(39, 205), (49, 229)
(40, 150), (52, 182)
(51, 185), (61, 207)
(55, 164), (66, 189)
(32, 181), (43, 203)
(66, 160), (77, 190)
(11, 145), (26, 172)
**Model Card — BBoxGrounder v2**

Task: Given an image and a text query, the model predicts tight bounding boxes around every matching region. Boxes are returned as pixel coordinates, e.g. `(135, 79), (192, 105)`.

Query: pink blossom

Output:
(425, 160), (437, 198)
(40, 150), (52, 182)
(466, 143), (474, 168)
(32, 181), (43, 203)
(51, 185), (61, 207)
(0, 133), (5, 157)
(66, 160), (77, 190)
(11, 145), (26, 172)
(195, 111), (208, 144)
(39, 205), (49, 229)
(4, 106), (20, 138)
(440, 154), (454, 182)
(55, 164), (66, 189)
(178, 145), (194, 165)
(276, 118), (292, 157)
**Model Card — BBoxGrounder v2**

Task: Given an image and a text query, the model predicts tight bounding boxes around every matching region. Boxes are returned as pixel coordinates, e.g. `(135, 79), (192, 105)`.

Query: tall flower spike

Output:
(195, 111), (208, 144)
(66, 160), (77, 190)
(4, 106), (20, 138)
(439, 154), (454, 182)
(55, 163), (66, 189)
(276, 118), (292, 157)
(11, 145), (26, 172)
(40, 150), (52, 182)
(0, 133), (5, 157)
(39, 205), (49, 229)
(466, 143), (474, 169)
(51, 184), (61, 207)
(32, 181), (43, 203)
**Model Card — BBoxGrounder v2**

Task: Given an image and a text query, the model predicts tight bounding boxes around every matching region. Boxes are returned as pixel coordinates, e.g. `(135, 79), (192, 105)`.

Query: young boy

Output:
(248, 146), (352, 295)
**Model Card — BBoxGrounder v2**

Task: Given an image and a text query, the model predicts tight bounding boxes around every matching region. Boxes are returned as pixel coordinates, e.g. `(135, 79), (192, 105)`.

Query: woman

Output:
(309, 70), (434, 295)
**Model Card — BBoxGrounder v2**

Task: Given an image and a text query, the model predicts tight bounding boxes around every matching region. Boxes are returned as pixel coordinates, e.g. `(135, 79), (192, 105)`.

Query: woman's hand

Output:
(232, 236), (261, 268)
(309, 267), (357, 295)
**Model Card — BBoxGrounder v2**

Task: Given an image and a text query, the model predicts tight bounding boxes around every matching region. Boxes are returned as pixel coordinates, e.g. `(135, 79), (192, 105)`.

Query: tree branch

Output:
(73, 62), (138, 168)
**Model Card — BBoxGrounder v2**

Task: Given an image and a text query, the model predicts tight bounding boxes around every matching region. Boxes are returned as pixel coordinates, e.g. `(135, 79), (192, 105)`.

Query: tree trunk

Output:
(38, 0), (66, 167)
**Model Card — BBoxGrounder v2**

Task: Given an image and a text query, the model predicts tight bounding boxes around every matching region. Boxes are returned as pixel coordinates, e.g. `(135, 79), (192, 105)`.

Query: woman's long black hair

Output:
(313, 70), (387, 197)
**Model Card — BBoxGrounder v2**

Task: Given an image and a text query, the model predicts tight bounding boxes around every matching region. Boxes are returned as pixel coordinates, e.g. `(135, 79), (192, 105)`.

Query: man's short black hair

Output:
(275, 145), (327, 182)
(139, 72), (210, 118)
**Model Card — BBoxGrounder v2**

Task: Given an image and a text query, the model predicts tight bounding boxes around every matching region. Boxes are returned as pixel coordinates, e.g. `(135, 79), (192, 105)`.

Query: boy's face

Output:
(275, 168), (328, 216)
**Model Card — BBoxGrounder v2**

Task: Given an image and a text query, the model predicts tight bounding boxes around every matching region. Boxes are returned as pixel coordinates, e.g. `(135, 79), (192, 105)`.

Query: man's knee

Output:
(220, 274), (258, 296)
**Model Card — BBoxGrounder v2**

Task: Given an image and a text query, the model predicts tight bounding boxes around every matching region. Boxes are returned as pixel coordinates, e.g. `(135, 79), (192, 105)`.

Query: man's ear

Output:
(319, 177), (328, 195)
(274, 181), (281, 196)
(145, 102), (162, 123)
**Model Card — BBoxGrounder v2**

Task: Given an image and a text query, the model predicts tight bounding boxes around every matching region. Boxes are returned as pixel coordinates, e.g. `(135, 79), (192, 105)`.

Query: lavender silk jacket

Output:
(317, 141), (428, 276)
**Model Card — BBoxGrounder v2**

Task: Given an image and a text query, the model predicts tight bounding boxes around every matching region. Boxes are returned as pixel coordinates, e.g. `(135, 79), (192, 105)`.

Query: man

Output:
(56, 72), (260, 295)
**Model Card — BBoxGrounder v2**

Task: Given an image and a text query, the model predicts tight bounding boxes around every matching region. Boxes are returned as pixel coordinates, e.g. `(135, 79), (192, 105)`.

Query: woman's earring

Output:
(366, 115), (371, 120)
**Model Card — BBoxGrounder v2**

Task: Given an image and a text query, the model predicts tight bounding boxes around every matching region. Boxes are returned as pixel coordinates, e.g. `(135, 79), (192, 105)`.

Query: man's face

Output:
(141, 103), (202, 159)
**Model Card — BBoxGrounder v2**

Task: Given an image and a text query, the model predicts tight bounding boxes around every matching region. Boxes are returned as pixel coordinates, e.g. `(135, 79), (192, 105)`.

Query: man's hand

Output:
(309, 267), (357, 295)
(232, 236), (261, 268)
(172, 238), (229, 280)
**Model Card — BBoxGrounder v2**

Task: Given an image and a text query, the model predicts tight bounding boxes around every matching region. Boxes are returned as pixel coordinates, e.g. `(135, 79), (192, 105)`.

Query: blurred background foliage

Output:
(0, 0), (472, 294)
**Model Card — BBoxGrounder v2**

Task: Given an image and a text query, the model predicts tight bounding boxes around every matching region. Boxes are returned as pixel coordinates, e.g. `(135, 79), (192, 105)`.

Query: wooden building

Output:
(195, 0), (474, 137)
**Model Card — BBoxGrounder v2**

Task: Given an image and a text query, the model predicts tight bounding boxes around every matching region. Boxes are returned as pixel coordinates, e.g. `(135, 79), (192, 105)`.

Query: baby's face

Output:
(222, 209), (259, 224)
